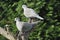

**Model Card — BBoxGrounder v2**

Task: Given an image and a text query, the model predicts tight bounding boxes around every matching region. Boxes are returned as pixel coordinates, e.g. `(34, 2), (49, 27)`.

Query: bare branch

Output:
(0, 27), (16, 40)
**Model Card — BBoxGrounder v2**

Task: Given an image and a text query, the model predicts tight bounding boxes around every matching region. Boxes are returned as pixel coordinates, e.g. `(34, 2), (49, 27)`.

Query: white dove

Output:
(22, 5), (44, 21)
(15, 17), (34, 33)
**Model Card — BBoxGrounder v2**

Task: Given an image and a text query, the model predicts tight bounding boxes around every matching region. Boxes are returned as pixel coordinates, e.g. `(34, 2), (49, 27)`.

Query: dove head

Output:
(22, 5), (27, 9)
(15, 17), (20, 21)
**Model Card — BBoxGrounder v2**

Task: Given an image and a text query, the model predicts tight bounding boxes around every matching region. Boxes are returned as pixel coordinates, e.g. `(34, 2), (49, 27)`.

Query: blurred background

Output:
(0, 0), (60, 40)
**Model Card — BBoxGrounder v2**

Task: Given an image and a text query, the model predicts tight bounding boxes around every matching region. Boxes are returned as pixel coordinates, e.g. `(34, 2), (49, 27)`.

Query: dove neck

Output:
(23, 7), (27, 10)
(16, 20), (20, 22)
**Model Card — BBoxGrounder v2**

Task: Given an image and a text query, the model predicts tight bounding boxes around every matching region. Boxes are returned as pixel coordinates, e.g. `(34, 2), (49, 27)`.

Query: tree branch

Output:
(0, 27), (16, 40)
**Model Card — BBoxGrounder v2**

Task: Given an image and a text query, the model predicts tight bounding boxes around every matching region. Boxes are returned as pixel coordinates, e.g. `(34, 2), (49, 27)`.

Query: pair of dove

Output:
(15, 5), (44, 33)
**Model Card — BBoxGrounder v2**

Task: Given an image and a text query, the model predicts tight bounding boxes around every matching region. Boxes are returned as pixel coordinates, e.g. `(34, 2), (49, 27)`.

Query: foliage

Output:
(0, 0), (60, 40)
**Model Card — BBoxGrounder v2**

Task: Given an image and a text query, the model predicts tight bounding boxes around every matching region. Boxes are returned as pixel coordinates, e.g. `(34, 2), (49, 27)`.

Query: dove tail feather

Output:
(36, 16), (44, 20)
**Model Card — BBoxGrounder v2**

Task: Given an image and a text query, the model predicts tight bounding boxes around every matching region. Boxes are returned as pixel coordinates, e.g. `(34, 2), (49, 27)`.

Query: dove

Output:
(15, 17), (40, 40)
(22, 5), (44, 21)
(15, 17), (34, 33)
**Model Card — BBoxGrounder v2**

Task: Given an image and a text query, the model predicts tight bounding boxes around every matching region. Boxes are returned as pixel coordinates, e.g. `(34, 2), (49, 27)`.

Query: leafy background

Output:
(0, 0), (60, 40)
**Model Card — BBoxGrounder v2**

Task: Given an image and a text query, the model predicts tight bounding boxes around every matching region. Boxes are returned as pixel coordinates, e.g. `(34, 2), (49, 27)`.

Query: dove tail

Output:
(36, 16), (44, 20)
